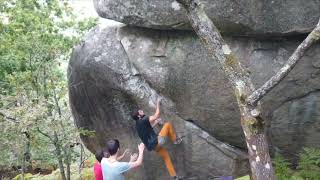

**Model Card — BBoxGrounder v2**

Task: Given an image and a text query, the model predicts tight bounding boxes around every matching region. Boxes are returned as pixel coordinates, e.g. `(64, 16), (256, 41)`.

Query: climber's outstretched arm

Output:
(128, 143), (145, 168)
(116, 149), (129, 161)
(149, 98), (161, 124)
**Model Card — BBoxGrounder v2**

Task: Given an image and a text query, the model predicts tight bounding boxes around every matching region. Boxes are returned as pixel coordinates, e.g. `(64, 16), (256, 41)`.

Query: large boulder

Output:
(93, 0), (320, 35)
(68, 24), (320, 178)
(68, 25), (249, 179)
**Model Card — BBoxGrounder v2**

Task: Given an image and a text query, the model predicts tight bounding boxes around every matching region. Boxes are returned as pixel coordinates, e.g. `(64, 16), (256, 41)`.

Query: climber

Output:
(131, 98), (183, 180)
(101, 139), (145, 180)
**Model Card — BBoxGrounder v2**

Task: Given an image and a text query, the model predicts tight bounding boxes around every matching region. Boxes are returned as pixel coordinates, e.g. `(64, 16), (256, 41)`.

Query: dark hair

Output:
(107, 139), (120, 155)
(95, 150), (104, 163)
(131, 109), (140, 121)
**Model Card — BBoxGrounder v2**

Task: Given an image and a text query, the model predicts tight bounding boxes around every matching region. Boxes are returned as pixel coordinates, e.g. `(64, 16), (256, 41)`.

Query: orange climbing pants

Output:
(155, 122), (177, 177)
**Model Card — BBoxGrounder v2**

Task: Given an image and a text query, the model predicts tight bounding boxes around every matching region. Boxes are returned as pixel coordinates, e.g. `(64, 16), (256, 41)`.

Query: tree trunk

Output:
(21, 159), (24, 180)
(21, 132), (31, 180)
(66, 156), (71, 180)
(239, 106), (274, 179)
(53, 131), (67, 180)
(177, 0), (320, 179)
(79, 143), (84, 180)
(23, 132), (31, 164)
(64, 144), (71, 180)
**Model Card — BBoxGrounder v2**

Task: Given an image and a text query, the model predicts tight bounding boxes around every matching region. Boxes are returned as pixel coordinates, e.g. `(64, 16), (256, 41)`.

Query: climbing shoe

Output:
(173, 176), (183, 180)
(173, 136), (184, 145)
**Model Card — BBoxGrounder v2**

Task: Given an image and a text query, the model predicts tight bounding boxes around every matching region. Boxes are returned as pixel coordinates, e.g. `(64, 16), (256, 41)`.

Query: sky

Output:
(61, 0), (122, 75)
(0, 0), (121, 26)
(69, 0), (121, 26)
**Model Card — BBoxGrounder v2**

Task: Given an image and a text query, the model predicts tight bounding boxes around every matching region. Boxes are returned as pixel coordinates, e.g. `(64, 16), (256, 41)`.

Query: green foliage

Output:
(78, 128), (96, 137)
(273, 153), (295, 180)
(297, 148), (320, 179)
(12, 173), (33, 180)
(0, 0), (97, 95)
(84, 155), (96, 167)
(13, 166), (95, 180)
(0, 0), (97, 176)
(78, 168), (95, 180)
(235, 175), (250, 180)
(273, 147), (320, 180)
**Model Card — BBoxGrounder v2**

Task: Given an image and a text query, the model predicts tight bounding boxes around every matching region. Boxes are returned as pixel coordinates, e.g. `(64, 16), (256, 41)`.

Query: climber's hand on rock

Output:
(157, 97), (162, 105)
(138, 143), (145, 152)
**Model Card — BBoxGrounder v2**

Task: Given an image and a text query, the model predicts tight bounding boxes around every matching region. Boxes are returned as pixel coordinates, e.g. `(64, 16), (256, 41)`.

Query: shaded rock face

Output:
(68, 24), (320, 178)
(270, 91), (320, 159)
(93, 0), (320, 35)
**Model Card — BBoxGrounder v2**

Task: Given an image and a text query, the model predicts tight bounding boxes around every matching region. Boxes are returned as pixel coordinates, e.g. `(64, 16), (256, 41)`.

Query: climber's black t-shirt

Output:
(136, 116), (158, 151)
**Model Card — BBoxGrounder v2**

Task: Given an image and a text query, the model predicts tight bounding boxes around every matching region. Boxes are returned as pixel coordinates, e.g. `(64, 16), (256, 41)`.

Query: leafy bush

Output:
(273, 147), (320, 180)
(77, 168), (95, 180)
(297, 148), (320, 179)
(12, 166), (95, 180)
(12, 173), (33, 180)
(235, 175), (250, 180)
(273, 152), (294, 180)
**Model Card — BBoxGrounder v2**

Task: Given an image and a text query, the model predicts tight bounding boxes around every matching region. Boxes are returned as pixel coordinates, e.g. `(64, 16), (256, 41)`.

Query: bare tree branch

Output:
(51, 78), (62, 118)
(247, 19), (320, 106)
(37, 127), (54, 142)
(79, 143), (88, 170)
(50, 78), (68, 140)
(0, 111), (19, 123)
